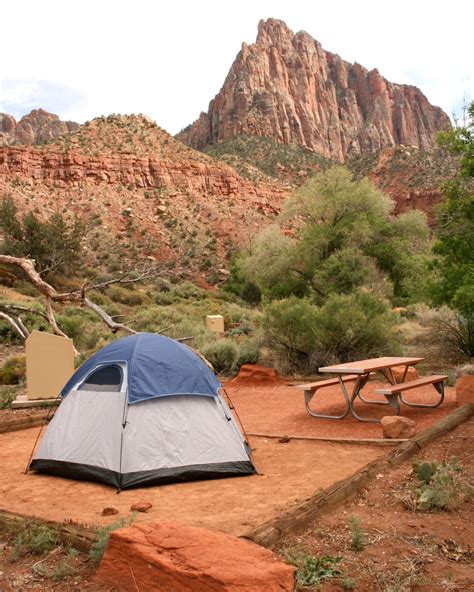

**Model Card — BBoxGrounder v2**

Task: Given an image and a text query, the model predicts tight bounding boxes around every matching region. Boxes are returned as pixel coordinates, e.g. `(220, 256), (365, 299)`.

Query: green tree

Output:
(0, 196), (86, 276)
(432, 101), (474, 356)
(234, 166), (431, 303)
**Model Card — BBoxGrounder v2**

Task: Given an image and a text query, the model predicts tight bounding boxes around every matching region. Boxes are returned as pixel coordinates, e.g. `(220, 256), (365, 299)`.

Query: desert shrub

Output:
(170, 281), (206, 301)
(106, 286), (146, 306)
(0, 355), (26, 385)
(263, 292), (400, 373)
(285, 548), (342, 587)
(311, 292), (401, 364)
(349, 516), (365, 551)
(234, 339), (261, 370)
(89, 515), (135, 564)
(57, 314), (86, 341)
(262, 297), (320, 372)
(12, 523), (58, 557)
(154, 291), (174, 305)
(201, 339), (237, 374)
(409, 459), (471, 511)
(411, 304), (473, 362)
(0, 385), (19, 409)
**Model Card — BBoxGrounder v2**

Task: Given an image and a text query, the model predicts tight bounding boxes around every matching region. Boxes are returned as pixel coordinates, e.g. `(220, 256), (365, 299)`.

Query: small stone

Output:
(278, 436), (290, 443)
(131, 502), (152, 513)
(102, 507), (119, 516)
(381, 416), (416, 439)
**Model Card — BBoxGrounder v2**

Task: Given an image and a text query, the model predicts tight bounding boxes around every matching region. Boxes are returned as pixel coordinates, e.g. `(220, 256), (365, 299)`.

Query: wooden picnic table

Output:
(297, 357), (446, 423)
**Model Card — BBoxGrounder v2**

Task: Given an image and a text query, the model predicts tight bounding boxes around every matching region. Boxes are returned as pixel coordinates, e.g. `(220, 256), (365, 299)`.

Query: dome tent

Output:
(30, 333), (255, 489)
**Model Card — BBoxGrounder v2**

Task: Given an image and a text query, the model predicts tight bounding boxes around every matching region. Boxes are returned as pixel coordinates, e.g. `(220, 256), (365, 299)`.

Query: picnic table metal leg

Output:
(348, 374), (387, 423)
(304, 385), (351, 420)
(400, 381), (445, 408)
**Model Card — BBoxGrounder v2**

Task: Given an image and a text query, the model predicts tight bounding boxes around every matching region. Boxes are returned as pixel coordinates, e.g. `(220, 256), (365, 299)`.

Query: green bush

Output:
(0, 355), (26, 385)
(0, 385), (19, 409)
(234, 340), (261, 370)
(57, 314), (85, 341)
(12, 523), (58, 556)
(263, 292), (401, 372)
(170, 281), (206, 301)
(89, 517), (129, 564)
(107, 286), (146, 306)
(285, 549), (342, 587)
(201, 339), (237, 374)
(412, 459), (469, 510)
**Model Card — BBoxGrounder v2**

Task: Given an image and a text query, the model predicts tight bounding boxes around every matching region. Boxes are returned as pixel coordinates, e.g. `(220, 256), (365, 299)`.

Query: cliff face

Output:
(0, 115), (288, 272)
(0, 109), (79, 146)
(179, 19), (450, 160)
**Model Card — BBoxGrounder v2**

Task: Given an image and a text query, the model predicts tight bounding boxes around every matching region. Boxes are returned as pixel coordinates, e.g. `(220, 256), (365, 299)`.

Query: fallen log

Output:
(0, 508), (98, 552)
(0, 414), (46, 434)
(247, 432), (406, 446)
(244, 404), (473, 548)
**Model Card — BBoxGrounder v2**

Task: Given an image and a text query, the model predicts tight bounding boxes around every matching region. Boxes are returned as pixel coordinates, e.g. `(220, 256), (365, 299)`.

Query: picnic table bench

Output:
(296, 357), (448, 423)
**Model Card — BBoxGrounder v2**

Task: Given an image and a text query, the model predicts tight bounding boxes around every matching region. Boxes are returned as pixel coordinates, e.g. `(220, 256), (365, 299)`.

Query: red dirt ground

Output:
(0, 380), (456, 535)
(225, 378), (457, 439)
(279, 418), (474, 592)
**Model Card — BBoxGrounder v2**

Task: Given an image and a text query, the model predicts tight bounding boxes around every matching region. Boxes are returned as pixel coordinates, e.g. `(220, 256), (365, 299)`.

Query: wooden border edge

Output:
(243, 404), (474, 548)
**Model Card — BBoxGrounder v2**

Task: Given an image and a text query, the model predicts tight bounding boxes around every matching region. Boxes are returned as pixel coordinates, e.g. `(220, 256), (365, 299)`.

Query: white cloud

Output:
(1, 0), (472, 132)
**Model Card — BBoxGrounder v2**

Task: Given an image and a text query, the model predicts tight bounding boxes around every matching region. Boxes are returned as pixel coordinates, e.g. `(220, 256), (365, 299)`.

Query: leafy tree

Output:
(234, 166), (431, 303)
(0, 196), (85, 276)
(431, 101), (474, 355)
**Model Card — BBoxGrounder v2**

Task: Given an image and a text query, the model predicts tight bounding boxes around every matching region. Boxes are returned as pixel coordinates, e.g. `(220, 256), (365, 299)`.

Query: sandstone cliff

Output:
(0, 115), (288, 273)
(178, 19), (450, 160)
(0, 108), (79, 146)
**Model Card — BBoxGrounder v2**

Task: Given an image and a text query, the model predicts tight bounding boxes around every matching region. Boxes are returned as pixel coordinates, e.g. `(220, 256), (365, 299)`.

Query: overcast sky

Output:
(1, 0), (472, 134)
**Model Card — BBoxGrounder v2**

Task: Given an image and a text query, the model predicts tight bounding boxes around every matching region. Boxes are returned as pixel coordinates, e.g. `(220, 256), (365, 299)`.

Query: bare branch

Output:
(0, 303), (49, 322)
(0, 311), (29, 340)
(84, 297), (137, 335)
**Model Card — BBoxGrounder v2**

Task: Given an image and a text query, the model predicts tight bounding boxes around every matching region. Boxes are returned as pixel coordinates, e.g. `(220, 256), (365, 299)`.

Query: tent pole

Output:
(24, 395), (61, 474)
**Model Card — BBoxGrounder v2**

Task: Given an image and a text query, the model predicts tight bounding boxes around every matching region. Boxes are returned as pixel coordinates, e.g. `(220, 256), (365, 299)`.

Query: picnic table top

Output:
(318, 356), (424, 375)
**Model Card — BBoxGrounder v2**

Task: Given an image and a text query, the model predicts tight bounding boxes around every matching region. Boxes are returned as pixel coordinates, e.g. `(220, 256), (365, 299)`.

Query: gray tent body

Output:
(30, 334), (255, 489)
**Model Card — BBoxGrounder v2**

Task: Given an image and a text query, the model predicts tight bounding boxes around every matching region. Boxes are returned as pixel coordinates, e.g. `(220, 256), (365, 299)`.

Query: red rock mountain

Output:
(178, 19), (450, 160)
(0, 115), (288, 273)
(0, 109), (79, 146)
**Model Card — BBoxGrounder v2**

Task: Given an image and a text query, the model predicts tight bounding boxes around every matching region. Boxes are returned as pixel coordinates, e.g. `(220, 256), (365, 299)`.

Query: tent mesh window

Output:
(79, 365), (122, 392)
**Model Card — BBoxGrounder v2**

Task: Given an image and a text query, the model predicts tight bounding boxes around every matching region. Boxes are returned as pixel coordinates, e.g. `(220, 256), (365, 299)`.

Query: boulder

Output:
(96, 521), (295, 592)
(456, 376), (474, 406)
(391, 366), (419, 383)
(381, 416), (416, 439)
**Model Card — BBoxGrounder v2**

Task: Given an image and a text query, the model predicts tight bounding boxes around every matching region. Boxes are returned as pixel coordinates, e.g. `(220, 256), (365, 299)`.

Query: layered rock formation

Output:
(0, 115), (288, 271)
(179, 19), (450, 160)
(0, 108), (79, 146)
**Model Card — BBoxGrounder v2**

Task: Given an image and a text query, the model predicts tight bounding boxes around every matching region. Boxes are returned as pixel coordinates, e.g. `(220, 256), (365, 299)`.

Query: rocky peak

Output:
(0, 108), (79, 146)
(178, 19), (451, 160)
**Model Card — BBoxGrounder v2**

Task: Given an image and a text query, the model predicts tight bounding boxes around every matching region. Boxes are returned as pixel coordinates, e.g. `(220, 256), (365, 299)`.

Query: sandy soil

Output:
(279, 418), (474, 591)
(225, 379), (457, 439)
(0, 379), (457, 536)
(0, 428), (383, 535)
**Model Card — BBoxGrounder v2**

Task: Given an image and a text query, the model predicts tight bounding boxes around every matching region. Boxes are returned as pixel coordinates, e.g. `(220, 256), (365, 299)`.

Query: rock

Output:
(178, 19), (450, 160)
(278, 436), (290, 443)
(102, 507), (119, 516)
(391, 366), (419, 383)
(96, 521), (294, 592)
(381, 416), (416, 439)
(229, 364), (282, 386)
(0, 109), (78, 146)
(130, 502), (152, 513)
(456, 376), (474, 406)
